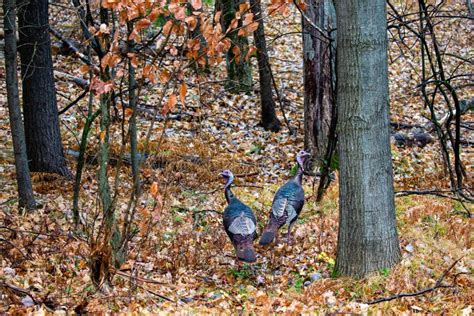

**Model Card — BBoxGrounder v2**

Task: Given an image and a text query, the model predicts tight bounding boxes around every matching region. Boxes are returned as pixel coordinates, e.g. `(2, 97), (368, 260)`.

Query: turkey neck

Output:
(293, 165), (304, 185)
(224, 180), (235, 203)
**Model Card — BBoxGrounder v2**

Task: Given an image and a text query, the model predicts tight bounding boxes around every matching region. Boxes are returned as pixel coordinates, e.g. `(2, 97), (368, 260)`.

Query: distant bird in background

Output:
(259, 150), (311, 246)
(220, 170), (258, 263)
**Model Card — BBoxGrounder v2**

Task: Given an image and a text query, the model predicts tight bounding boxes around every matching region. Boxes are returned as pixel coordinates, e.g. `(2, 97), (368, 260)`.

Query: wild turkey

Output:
(259, 150), (311, 246)
(220, 170), (258, 263)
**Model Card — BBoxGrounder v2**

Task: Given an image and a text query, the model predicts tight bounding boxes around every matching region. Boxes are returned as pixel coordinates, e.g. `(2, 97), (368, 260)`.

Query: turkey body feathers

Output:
(223, 197), (257, 262)
(272, 181), (304, 226)
(260, 179), (304, 246)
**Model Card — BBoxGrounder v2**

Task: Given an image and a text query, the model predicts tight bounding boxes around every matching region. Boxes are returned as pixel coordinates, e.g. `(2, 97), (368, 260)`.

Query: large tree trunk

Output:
(4, 0), (36, 210)
(249, 0), (281, 132)
(17, 0), (71, 177)
(303, 0), (335, 159)
(334, 0), (400, 278)
(220, 0), (253, 93)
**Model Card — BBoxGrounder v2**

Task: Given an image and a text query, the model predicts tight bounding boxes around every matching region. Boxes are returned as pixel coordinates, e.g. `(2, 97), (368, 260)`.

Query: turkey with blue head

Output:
(259, 150), (311, 246)
(220, 170), (258, 263)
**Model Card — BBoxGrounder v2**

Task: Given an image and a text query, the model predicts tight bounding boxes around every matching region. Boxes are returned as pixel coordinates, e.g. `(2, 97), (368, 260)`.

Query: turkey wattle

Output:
(259, 150), (311, 246)
(220, 170), (258, 263)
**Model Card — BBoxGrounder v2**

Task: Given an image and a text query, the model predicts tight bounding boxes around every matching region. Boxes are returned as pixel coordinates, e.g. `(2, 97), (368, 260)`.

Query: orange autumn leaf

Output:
(149, 8), (160, 21)
(163, 20), (174, 35)
(159, 70), (171, 83)
(232, 45), (241, 63)
(125, 108), (134, 117)
(150, 182), (159, 196)
(214, 11), (222, 24)
(245, 45), (257, 60)
(173, 5), (186, 21)
(185, 16), (197, 31)
(79, 64), (89, 75)
(239, 3), (250, 14)
(179, 83), (187, 104)
(136, 18), (151, 32)
(247, 21), (259, 33)
(99, 130), (106, 142)
(243, 12), (254, 26)
(191, 0), (202, 10)
(162, 94), (177, 115)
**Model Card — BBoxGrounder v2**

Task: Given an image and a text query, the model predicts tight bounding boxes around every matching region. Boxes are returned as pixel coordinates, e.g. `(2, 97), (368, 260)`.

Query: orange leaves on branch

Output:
(245, 45), (257, 60)
(149, 8), (160, 22)
(243, 12), (254, 26)
(90, 77), (114, 95)
(238, 13), (259, 36)
(143, 64), (156, 84)
(135, 18), (151, 32)
(101, 52), (121, 70)
(185, 16), (198, 31)
(268, 0), (291, 16)
(214, 11), (222, 24)
(128, 53), (139, 68)
(295, 0), (307, 10)
(232, 45), (241, 63)
(170, 3), (186, 21)
(101, 0), (119, 9)
(239, 3), (250, 14)
(163, 20), (175, 35)
(227, 18), (239, 33)
(162, 94), (177, 115)
(127, 7), (140, 21)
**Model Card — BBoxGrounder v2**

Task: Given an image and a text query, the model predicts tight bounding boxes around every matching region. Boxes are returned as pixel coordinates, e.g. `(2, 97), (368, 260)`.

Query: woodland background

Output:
(0, 0), (473, 313)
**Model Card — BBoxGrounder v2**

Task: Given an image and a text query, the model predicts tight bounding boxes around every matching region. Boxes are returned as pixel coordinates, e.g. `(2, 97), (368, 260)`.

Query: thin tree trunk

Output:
(249, 0), (281, 132)
(303, 0), (335, 162)
(220, 0), (253, 93)
(4, 0), (36, 210)
(334, 0), (400, 278)
(127, 22), (140, 194)
(17, 0), (71, 177)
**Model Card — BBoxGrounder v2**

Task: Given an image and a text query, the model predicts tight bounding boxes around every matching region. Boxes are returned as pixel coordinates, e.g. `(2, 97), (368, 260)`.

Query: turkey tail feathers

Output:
(236, 246), (256, 263)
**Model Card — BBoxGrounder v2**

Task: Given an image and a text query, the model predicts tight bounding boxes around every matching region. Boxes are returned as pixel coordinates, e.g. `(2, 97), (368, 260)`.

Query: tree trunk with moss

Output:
(220, 0), (252, 93)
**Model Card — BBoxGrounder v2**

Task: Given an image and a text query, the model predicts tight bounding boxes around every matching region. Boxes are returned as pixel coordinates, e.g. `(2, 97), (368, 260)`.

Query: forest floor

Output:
(0, 1), (473, 314)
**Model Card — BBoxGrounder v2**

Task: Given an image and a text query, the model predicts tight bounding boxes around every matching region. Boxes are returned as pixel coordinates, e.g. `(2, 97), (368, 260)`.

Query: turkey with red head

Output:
(220, 170), (257, 263)
(259, 150), (311, 246)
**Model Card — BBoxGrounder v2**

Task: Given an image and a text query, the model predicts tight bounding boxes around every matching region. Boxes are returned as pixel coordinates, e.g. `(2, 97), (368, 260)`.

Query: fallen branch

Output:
(395, 188), (473, 204)
(58, 89), (88, 115)
(365, 257), (463, 305)
(49, 27), (91, 65)
(111, 268), (167, 285)
(0, 282), (40, 305)
(54, 71), (89, 88)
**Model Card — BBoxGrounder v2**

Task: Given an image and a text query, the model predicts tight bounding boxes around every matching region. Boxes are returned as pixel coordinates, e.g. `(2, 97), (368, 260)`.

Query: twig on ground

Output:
(0, 282), (40, 304)
(365, 257), (464, 305)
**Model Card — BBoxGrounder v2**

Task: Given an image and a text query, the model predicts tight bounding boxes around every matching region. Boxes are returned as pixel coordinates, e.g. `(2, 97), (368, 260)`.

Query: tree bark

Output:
(249, 0), (281, 132)
(334, 0), (401, 278)
(4, 0), (36, 210)
(303, 0), (336, 162)
(220, 0), (253, 93)
(17, 0), (71, 177)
